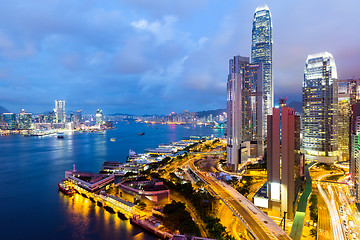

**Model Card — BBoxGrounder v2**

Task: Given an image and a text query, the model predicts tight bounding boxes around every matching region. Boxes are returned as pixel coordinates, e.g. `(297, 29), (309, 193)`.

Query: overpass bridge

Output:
(188, 160), (291, 240)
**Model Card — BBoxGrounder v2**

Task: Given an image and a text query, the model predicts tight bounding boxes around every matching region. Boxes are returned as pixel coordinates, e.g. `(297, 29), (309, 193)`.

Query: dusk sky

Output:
(0, 0), (359, 115)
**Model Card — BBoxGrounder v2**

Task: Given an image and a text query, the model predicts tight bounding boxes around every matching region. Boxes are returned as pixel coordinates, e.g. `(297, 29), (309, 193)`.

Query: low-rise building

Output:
(65, 170), (114, 192)
(118, 179), (169, 206)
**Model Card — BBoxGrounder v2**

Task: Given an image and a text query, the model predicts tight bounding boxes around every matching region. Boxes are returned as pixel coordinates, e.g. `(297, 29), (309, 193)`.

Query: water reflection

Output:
(58, 191), (158, 240)
(60, 193), (91, 240)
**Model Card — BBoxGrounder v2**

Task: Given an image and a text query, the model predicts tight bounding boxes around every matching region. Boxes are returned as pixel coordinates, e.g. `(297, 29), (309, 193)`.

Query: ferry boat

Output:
(57, 132), (65, 138)
(58, 180), (74, 195)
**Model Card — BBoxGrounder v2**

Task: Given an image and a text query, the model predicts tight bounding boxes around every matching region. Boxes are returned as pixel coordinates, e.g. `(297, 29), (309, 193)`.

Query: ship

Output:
(58, 180), (74, 195)
(138, 132), (145, 136)
(57, 132), (65, 138)
(110, 138), (116, 142)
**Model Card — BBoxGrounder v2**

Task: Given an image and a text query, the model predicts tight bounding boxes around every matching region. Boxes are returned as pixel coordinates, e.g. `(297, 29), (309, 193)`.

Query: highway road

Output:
(317, 173), (347, 240)
(188, 159), (291, 240)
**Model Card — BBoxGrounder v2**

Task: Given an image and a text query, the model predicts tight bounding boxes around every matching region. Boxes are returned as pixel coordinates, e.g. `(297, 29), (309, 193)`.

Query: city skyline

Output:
(0, 1), (359, 114)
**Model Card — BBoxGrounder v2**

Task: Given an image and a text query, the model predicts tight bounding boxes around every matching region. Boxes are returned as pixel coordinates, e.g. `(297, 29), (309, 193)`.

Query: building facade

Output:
(3, 113), (17, 130)
(18, 109), (32, 130)
(55, 100), (66, 123)
(95, 109), (103, 125)
(227, 56), (263, 171)
(350, 102), (360, 202)
(227, 56), (250, 171)
(267, 100), (301, 220)
(338, 79), (360, 161)
(302, 52), (339, 164)
(251, 5), (273, 137)
(76, 110), (82, 123)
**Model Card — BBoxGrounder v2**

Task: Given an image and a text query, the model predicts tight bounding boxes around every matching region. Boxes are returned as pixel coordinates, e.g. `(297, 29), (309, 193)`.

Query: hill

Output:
(0, 105), (10, 114)
(196, 109), (227, 118)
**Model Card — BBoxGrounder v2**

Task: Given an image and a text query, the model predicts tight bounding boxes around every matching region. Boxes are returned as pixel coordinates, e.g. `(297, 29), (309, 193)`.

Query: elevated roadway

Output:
(188, 159), (291, 240)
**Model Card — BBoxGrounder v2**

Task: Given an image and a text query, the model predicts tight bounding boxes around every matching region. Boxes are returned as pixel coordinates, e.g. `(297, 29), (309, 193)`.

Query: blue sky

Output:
(0, 0), (359, 114)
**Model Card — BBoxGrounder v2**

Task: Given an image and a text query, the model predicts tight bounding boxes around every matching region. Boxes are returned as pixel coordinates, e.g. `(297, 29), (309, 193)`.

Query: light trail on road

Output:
(317, 183), (345, 240)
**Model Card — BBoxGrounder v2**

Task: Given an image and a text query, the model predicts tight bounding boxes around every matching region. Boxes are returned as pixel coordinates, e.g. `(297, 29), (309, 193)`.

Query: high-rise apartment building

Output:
(55, 100), (66, 123)
(227, 56), (263, 171)
(302, 52), (339, 164)
(251, 5), (273, 137)
(267, 99), (301, 220)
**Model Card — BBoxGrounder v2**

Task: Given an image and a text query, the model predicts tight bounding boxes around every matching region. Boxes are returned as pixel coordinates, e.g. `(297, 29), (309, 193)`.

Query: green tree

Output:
(163, 201), (200, 236)
(310, 227), (317, 239)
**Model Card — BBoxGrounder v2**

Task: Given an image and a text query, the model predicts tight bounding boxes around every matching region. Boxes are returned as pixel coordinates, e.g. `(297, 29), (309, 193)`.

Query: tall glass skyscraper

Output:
(338, 79), (360, 161)
(302, 52), (339, 164)
(251, 5), (273, 136)
(55, 100), (66, 123)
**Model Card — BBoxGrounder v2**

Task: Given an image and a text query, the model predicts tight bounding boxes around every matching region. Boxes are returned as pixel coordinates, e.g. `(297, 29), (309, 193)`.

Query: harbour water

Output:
(0, 122), (224, 240)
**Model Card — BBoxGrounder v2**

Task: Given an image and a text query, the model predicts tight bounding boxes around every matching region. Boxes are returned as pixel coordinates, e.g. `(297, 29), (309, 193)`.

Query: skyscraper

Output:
(226, 56), (263, 171)
(76, 110), (82, 123)
(338, 79), (360, 161)
(251, 5), (273, 136)
(95, 109), (103, 125)
(302, 52), (339, 164)
(267, 99), (301, 220)
(227, 56), (251, 171)
(55, 100), (66, 123)
(18, 109), (32, 130)
(350, 102), (360, 202)
(3, 113), (17, 130)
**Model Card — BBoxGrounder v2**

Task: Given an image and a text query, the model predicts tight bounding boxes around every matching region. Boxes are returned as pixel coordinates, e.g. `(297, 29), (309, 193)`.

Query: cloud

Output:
(121, 0), (208, 17)
(0, 0), (359, 114)
(131, 15), (177, 44)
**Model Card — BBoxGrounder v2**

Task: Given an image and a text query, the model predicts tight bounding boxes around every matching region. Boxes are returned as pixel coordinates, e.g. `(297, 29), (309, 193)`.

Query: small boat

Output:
(138, 132), (145, 136)
(58, 181), (75, 195)
(110, 138), (116, 142)
(57, 132), (65, 138)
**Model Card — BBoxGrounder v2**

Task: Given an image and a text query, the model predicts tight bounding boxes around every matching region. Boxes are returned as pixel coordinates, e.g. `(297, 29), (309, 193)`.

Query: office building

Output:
(351, 102), (360, 201)
(338, 79), (360, 161)
(251, 5), (273, 136)
(0, 114), (4, 129)
(55, 100), (66, 123)
(249, 62), (264, 156)
(227, 56), (263, 171)
(302, 52), (339, 164)
(75, 110), (82, 123)
(227, 56), (250, 171)
(267, 99), (301, 220)
(95, 109), (103, 125)
(3, 113), (17, 130)
(18, 109), (32, 130)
